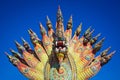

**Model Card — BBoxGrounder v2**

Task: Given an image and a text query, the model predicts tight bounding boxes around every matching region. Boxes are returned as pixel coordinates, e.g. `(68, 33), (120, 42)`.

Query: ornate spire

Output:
(21, 38), (41, 61)
(39, 23), (46, 35)
(14, 40), (26, 53)
(83, 29), (94, 45)
(5, 52), (12, 59)
(100, 51), (115, 66)
(46, 16), (52, 30)
(21, 37), (30, 49)
(21, 37), (27, 43)
(93, 38), (105, 54)
(28, 29), (34, 35)
(10, 48), (21, 58)
(75, 23), (82, 36)
(106, 51), (116, 59)
(84, 26), (91, 36)
(94, 33), (101, 40)
(90, 33), (101, 45)
(96, 37), (105, 45)
(5, 52), (20, 66)
(100, 47), (111, 57)
(57, 6), (63, 22)
(14, 40), (21, 47)
(46, 16), (54, 42)
(10, 48), (29, 66)
(28, 29), (39, 40)
(28, 29), (41, 44)
(85, 29), (94, 38)
(67, 15), (72, 29)
(28, 29), (38, 38)
(56, 6), (64, 37)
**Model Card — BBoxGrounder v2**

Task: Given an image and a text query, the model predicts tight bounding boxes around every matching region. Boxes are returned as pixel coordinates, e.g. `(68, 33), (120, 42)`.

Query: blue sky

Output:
(0, 0), (120, 80)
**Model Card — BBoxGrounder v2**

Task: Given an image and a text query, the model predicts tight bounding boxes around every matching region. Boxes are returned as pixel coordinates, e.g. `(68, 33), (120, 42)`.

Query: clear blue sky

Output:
(0, 0), (120, 80)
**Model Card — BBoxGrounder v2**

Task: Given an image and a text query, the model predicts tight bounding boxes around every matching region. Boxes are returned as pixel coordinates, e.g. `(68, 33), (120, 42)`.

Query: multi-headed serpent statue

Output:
(5, 6), (115, 80)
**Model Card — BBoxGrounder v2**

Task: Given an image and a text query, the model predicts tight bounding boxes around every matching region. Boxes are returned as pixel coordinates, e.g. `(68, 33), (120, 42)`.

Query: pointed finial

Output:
(28, 29), (40, 44)
(95, 33), (101, 39)
(92, 38), (105, 54)
(14, 40), (21, 47)
(97, 37), (105, 45)
(93, 33), (101, 40)
(28, 29), (38, 39)
(5, 52), (20, 66)
(89, 29), (95, 35)
(67, 15), (73, 29)
(5, 52), (12, 59)
(101, 46), (111, 57)
(39, 23), (46, 35)
(84, 26), (91, 36)
(21, 37), (26, 43)
(28, 29), (36, 35)
(85, 29), (94, 40)
(10, 48), (15, 53)
(106, 46), (111, 52)
(75, 23), (82, 36)
(68, 15), (72, 23)
(101, 50), (115, 66)
(90, 33), (101, 45)
(21, 37), (30, 49)
(46, 16), (50, 23)
(29, 29), (34, 33)
(46, 16), (52, 30)
(21, 37), (28, 45)
(39, 23), (42, 29)
(10, 48), (21, 58)
(28, 29), (31, 35)
(28, 29), (34, 36)
(14, 41), (25, 53)
(57, 6), (63, 22)
(107, 50), (116, 59)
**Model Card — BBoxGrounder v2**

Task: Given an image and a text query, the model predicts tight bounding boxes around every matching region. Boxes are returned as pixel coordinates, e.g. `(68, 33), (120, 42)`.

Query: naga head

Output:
(21, 38), (30, 50)
(28, 29), (40, 45)
(5, 52), (20, 66)
(53, 36), (68, 64)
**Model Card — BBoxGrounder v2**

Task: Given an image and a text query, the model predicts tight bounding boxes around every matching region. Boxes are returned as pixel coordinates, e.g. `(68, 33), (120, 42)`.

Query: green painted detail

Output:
(37, 48), (42, 53)
(90, 66), (98, 74)
(23, 68), (30, 74)
(50, 63), (72, 80)
(44, 42), (50, 46)
(85, 55), (91, 61)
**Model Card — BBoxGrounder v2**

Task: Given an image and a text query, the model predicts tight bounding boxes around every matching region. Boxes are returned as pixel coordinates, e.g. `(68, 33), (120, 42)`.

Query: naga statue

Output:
(5, 6), (115, 80)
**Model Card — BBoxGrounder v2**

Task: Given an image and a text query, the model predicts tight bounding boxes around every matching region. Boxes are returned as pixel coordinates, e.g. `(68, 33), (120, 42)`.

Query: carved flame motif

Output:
(6, 6), (115, 80)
